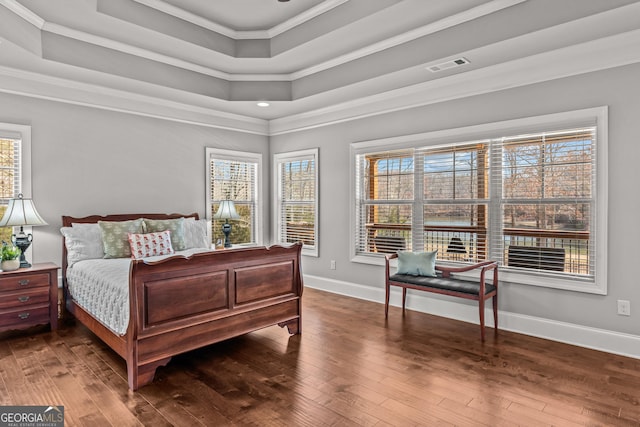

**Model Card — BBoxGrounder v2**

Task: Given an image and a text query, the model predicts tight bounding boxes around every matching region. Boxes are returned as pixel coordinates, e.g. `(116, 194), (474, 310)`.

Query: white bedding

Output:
(66, 248), (213, 335)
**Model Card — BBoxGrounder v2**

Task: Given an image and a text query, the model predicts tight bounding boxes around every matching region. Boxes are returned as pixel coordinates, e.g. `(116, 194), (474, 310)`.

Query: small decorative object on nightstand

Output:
(0, 262), (59, 332)
(1, 243), (21, 272)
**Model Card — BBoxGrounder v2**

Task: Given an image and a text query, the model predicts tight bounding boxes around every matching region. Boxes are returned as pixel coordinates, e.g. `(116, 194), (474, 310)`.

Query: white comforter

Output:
(66, 248), (212, 335)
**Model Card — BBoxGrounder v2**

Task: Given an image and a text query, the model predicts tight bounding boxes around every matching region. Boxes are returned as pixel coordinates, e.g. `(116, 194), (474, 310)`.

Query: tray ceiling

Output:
(0, 0), (639, 134)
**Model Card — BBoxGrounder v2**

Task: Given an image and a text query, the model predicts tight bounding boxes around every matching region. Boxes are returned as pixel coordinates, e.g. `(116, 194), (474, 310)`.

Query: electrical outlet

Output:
(330, 260), (336, 270)
(617, 300), (631, 316)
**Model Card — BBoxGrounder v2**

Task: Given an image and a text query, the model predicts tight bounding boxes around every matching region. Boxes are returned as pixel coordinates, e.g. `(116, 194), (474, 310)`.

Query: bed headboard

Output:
(61, 212), (198, 227)
(61, 212), (199, 280)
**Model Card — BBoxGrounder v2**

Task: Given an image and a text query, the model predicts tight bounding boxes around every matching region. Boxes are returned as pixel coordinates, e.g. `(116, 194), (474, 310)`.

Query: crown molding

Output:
(2, 0), (523, 85)
(131, 0), (241, 38)
(43, 22), (233, 80)
(0, 0), (45, 28)
(0, 65), (269, 135)
(3, 0), (523, 83)
(2, 1), (639, 137)
(270, 29), (640, 135)
(2, 28), (638, 138)
(44, 22), (293, 82)
(131, 0), (349, 40)
(291, 0), (526, 80)
(265, 0), (349, 39)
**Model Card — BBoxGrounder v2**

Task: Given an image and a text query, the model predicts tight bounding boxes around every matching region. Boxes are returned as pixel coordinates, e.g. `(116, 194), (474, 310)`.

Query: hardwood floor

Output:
(1, 287), (638, 426)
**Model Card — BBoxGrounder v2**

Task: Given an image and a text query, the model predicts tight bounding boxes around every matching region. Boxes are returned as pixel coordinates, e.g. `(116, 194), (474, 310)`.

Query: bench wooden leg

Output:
(493, 295), (498, 334)
(385, 283), (390, 318)
(479, 297), (486, 342)
(402, 288), (407, 312)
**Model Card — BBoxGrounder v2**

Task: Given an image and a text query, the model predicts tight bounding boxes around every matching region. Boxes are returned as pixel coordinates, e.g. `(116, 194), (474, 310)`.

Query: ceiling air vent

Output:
(426, 57), (470, 73)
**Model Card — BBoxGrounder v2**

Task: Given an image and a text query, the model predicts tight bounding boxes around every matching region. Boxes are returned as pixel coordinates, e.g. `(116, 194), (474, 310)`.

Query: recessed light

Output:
(257, 102), (270, 107)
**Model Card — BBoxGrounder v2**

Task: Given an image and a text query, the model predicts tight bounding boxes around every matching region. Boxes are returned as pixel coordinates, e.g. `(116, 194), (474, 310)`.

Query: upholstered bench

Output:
(385, 252), (499, 341)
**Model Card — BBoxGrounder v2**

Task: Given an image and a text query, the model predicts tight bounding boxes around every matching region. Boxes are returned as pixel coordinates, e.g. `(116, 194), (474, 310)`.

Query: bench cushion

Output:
(389, 273), (496, 296)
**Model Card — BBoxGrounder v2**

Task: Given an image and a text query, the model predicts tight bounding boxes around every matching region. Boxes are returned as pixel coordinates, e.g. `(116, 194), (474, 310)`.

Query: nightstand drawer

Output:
(0, 287), (50, 310)
(0, 304), (50, 330)
(0, 272), (51, 292)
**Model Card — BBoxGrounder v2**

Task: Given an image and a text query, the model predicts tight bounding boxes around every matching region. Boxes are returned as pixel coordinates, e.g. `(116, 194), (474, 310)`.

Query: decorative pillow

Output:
(396, 250), (437, 277)
(128, 231), (174, 259)
(143, 217), (186, 251)
(60, 226), (104, 266)
(183, 217), (211, 249)
(98, 219), (144, 258)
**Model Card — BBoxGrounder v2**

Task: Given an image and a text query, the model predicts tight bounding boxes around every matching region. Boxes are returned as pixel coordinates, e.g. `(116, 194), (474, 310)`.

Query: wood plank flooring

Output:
(1, 287), (638, 426)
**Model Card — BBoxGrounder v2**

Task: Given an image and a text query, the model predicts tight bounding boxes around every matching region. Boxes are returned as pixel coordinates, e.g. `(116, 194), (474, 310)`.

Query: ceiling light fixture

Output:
(257, 102), (270, 107)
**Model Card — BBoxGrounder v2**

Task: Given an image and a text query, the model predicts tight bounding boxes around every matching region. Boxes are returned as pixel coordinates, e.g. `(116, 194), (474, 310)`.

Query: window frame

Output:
(273, 148), (319, 257)
(0, 123), (32, 241)
(351, 107), (608, 294)
(206, 147), (263, 247)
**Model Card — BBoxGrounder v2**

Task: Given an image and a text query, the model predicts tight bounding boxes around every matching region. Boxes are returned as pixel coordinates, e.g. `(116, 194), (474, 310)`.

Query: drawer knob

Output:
(18, 296), (30, 302)
(18, 312), (30, 320)
(18, 279), (30, 286)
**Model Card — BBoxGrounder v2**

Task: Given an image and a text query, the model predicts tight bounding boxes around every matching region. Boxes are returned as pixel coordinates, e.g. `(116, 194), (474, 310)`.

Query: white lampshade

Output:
(0, 194), (47, 227)
(213, 200), (240, 220)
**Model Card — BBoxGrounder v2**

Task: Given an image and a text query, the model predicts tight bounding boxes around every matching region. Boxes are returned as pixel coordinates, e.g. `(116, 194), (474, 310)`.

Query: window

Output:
(493, 129), (594, 277)
(274, 149), (318, 256)
(352, 108), (607, 294)
(206, 148), (262, 247)
(354, 150), (414, 255)
(0, 124), (30, 244)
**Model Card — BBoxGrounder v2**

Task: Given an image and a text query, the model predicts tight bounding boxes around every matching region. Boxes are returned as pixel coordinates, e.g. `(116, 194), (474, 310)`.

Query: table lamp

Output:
(213, 200), (240, 248)
(0, 194), (48, 268)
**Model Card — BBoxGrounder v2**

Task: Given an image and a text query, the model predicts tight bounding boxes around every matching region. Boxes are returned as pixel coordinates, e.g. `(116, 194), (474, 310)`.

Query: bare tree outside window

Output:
(0, 138), (19, 243)
(210, 158), (257, 245)
(280, 158), (316, 246)
(356, 127), (595, 277)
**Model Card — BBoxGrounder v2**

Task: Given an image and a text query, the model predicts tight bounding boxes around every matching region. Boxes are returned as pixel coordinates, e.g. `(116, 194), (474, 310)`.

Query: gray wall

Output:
(1, 61), (637, 340)
(0, 93), (269, 269)
(270, 62), (640, 336)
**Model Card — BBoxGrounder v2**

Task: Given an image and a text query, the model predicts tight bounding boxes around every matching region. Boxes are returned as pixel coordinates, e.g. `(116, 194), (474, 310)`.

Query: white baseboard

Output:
(304, 274), (640, 360)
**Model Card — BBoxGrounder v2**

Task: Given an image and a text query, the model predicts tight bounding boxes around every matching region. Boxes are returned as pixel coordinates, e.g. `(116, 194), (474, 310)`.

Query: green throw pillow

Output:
(98, 219), (144, 258)
(396, 250), (437, 276)
(143, 217), (186, 251)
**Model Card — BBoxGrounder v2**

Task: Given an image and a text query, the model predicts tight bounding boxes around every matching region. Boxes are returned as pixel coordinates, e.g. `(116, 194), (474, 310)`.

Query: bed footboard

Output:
(126, 243), (303, 390)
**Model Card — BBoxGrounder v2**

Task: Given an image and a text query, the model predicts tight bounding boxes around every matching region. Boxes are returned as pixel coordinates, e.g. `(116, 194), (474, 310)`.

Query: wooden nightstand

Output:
(0, 262), (59, 333)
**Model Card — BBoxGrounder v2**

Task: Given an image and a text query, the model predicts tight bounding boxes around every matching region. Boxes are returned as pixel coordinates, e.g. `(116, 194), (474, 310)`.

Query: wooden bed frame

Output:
(61, 213), (303, 390)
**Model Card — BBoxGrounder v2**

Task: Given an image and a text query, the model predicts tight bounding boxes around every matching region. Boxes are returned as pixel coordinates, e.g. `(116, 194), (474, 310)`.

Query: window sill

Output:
(302, 247), (318, 257)
(499, 269), (606, 295)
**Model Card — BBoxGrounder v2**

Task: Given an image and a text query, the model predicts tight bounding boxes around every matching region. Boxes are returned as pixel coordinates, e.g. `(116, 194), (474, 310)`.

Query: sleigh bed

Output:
(61, 213), (303, 390)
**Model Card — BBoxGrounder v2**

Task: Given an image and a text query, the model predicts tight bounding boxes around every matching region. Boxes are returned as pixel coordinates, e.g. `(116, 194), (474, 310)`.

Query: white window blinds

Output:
(490, 128), (596, 279)
(352, 108), (604, 292)
(274, 149), (318, 256)
(421, 142), (489, 262)
(354, 149), (414, 255)
(208, 149), (260, 246)
(0, 137), (21, 243)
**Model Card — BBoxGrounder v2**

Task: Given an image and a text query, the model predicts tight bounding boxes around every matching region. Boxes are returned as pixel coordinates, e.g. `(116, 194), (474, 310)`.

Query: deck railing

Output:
(366, 223), (590, 275)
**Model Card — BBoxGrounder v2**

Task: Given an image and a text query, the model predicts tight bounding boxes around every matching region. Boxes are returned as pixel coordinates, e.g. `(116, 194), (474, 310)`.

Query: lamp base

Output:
(12, 233), (32, 269)
(222, 222), (232, 248)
